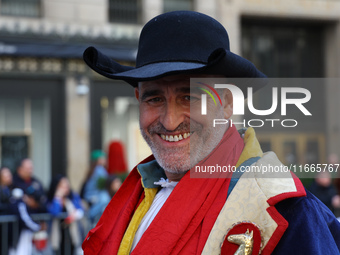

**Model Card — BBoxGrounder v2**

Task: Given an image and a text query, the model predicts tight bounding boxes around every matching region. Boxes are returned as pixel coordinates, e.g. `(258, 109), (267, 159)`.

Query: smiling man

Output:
(82, 11), (340, 255)
(136, 75), (232, 180)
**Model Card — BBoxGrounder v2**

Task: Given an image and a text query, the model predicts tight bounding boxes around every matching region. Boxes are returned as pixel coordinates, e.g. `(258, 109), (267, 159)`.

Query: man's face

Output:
(18, 159), (33, 181)
(0, 167), (12, 186)
(136, 75), (233, 174)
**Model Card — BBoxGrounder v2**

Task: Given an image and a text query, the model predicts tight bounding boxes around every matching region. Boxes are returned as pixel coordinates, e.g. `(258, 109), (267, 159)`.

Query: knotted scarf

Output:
(82, 125), (244, 254)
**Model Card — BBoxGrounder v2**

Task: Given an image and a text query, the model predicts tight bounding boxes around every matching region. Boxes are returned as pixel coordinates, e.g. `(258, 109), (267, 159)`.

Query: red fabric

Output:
(262, 206), (289, 255)
(82, 155), (154, 254)
(82, 125), (244, 255)
(107, 140), (128, 174)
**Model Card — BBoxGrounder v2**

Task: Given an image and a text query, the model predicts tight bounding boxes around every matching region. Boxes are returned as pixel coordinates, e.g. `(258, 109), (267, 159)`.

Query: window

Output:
(242, 19), (324, 77)
(256, 133), (326, 167)
(163, 0), (193, 13)
(109, 0), (141, 24)
(241, 19), (326, 133)
(0, 0), (41, 18)
(241, 19), (327, 179)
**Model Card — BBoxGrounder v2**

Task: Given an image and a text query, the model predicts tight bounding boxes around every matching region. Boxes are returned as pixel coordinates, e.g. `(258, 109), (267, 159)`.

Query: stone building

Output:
(0, 0), (339, 190)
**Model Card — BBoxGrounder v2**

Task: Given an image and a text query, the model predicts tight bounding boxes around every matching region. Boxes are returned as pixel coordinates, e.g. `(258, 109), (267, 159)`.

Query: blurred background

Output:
(0, 0), (340, 192)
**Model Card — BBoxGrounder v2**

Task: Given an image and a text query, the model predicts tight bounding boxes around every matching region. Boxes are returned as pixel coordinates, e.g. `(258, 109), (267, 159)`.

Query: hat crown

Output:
(136, 11), (230, 67)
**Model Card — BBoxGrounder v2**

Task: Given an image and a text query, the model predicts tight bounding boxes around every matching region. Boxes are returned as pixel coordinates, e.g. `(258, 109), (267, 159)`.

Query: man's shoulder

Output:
(202, 151), (308, 255)
(273, 190), (340, 254)
(207, 151), (340, 254)
(248, 152), (340, 253)
(276, 189), (335, 220)
(12, 173), (25, 186)
(239, 151), (306, 205)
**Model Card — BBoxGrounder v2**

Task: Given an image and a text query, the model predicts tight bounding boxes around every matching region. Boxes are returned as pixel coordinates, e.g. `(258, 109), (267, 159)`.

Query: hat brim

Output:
(83, 46), (267, 88)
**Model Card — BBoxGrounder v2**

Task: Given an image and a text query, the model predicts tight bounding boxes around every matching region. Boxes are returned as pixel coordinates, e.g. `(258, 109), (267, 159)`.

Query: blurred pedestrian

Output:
(47, 174), (84, 255)
(8, 188), (41, 255)
(309, 170), (340, 213)
(0, 166), (12, 214)
(105, 175), (122, 198)
(0, 166), (14, 252)
(328, 153), (340, 217)
(1, 166), (42, 255)
(10, 158), (47, 255)
(81, 150), (111, 221)
(12, 158), (47, 213)
(331, 154), (340, 190)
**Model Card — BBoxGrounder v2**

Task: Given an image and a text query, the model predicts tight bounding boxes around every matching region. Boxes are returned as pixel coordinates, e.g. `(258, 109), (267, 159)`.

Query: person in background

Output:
(12, 158), (47, 213)
(0, 166), (12, 214)
(1, 166), (42, 255)
(82, 150), (111, 221)
(105, 175), (122, 198)
(330, 153), (340, 217)
(0, 166), (14, 252)
(47, 174), (84, 255)
(309, 170), (340, 214)
(11, 158), (47, 254)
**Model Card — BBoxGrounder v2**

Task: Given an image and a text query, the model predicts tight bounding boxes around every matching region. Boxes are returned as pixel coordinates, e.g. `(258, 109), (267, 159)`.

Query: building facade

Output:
(0, 0), (339, 190)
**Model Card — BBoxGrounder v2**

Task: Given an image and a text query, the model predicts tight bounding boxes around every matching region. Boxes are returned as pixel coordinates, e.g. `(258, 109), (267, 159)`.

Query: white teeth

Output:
(160, 133), (192, 142)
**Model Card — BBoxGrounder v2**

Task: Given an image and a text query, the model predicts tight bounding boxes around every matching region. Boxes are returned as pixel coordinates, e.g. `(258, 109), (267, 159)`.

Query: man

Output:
(13, 158), (47, 213)
(309, 170), (340, 213)
(12, 158), (46, 255)
(82, 11), (340, 254)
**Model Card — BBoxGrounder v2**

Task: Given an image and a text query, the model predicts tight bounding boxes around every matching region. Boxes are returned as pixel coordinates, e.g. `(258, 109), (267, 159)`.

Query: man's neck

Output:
(18, 174), (31, 183)
(164, 170), (187, 182)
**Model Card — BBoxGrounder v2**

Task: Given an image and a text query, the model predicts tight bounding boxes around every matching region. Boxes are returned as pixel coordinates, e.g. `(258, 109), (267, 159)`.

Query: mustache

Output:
(146, 120), (201, 135)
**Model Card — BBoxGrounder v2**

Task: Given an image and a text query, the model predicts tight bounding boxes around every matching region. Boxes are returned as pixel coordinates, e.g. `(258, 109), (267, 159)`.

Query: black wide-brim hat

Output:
(83, 11), (267, 87)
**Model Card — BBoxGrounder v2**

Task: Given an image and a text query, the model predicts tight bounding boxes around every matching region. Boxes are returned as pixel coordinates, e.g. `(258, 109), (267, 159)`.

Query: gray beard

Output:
(140, 117), (226, 174)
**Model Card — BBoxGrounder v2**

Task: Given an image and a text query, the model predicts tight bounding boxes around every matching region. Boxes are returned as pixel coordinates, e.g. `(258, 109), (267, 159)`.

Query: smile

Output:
(159, 132), (192, 142)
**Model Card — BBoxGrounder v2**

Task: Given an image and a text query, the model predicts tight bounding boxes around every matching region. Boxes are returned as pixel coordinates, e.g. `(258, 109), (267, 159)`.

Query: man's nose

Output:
(160, 101), (186, 131)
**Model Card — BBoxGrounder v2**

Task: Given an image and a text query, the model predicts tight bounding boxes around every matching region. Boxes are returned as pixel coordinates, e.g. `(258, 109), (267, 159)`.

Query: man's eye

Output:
(183, 95), (199, 102)
(146, 97), (163, 103)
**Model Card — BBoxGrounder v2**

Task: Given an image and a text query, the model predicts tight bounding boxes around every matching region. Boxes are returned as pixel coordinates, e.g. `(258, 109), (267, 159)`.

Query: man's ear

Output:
(135, 87), (140, 101)
(223, 89), (233, 119)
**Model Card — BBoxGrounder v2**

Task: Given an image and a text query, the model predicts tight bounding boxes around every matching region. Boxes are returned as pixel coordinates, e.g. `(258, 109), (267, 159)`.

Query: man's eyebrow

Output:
(175, 87), (204, 94)
(187, 87), (202, 94)
(175, 87), (191, 94)
(140, 89), (163, 101)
